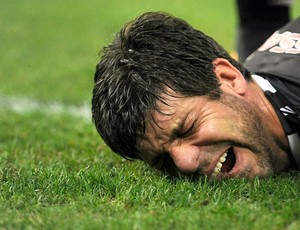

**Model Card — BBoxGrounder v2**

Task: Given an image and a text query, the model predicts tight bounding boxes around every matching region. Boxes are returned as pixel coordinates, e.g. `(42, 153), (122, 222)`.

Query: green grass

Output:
(1, 0), (300, 229)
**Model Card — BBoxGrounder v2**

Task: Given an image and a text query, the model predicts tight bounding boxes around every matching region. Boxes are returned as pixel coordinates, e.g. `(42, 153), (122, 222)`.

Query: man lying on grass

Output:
(92, 12), (300, 179)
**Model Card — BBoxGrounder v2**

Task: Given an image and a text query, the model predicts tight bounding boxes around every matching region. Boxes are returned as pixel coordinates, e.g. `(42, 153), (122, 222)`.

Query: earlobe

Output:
(213, 58), (247, 95)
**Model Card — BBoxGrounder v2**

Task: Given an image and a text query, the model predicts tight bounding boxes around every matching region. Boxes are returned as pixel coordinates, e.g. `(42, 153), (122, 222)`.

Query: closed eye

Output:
(160, 154), (180, 177)
(150, 153), (180, 177)
(176, 122), (195, 139)
(150, 153), (167, 170)
(151, 153), (173, 172)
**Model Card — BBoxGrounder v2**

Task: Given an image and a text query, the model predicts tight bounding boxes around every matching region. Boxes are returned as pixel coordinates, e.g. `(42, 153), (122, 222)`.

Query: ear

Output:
(213, 58), (247, 95)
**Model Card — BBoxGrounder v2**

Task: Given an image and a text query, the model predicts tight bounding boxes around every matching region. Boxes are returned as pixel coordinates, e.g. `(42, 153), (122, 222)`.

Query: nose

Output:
(169, 145), (200, 174)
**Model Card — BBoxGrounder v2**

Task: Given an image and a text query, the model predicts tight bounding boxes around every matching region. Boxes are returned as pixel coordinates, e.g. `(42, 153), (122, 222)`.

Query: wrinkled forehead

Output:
(146, 88), (186, 128)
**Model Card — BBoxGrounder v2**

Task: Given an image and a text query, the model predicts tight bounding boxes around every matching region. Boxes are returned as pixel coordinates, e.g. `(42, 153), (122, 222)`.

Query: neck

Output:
(248, 77), (287, 143)
(246, 79), (292, 171)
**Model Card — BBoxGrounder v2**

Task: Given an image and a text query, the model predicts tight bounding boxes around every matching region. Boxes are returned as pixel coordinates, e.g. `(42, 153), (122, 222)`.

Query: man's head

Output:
(92, 12), (291, 178)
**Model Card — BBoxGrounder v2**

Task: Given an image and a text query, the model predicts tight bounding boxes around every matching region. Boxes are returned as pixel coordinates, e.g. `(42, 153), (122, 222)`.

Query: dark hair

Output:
(92, 12), (251, 159)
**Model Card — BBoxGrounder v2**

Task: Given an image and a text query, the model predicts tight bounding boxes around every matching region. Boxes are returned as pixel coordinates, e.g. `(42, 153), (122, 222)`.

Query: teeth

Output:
(216, 162), (222, 168)
(211, 151), (228, 178)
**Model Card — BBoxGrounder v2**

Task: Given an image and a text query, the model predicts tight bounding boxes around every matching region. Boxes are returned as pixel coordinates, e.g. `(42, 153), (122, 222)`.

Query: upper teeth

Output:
(211, 151), (228, 178)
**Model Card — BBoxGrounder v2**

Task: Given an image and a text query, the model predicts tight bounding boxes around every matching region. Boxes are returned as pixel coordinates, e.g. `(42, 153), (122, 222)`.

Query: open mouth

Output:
(211, 147), (236, 178)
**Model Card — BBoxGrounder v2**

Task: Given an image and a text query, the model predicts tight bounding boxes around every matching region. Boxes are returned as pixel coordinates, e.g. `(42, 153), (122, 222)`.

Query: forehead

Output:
(145, 95), (183, 137)
(145, 90), (192, 129)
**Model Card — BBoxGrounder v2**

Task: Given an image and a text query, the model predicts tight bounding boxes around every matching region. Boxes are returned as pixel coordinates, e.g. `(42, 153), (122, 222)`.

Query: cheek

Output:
(202, 96), (261, 143)
(197, 112), (246, 144)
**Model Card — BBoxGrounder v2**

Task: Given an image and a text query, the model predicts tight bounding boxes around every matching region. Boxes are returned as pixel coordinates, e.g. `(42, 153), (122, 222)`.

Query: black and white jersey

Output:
(244, 17), (300, 168)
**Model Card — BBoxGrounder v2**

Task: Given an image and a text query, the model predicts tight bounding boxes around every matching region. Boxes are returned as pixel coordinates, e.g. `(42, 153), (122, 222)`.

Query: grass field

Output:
(1, 0), (300, 229)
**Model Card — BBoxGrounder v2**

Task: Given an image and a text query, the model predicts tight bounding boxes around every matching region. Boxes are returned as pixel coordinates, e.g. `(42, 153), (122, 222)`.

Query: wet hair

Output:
(92, 11), (251, 159)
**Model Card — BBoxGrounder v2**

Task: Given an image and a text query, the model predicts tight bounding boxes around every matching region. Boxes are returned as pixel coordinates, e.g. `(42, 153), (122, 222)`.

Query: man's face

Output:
(136, 90), (290, 179)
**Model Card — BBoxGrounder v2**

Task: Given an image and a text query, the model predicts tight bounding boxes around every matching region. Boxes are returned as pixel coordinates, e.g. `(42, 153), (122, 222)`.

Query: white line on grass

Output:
(0, 95), (91, 121)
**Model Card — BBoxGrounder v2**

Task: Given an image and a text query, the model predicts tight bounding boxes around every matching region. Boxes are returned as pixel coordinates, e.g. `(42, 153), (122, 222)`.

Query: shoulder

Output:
(243, 17), (300, 83)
